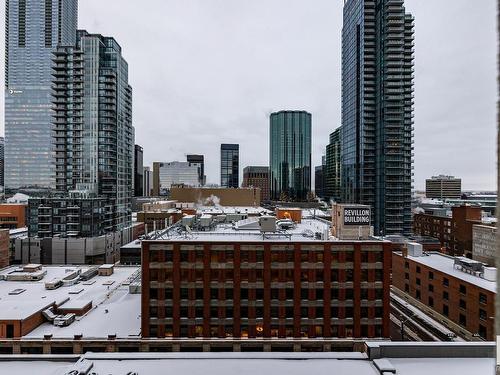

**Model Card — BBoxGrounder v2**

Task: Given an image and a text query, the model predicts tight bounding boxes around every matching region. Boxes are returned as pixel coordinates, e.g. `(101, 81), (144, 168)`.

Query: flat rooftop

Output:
(0, 346), (495, 375)
(394, 252), (496, 293)
(0, 265), (141, 338)
(152, 218), (346, 243)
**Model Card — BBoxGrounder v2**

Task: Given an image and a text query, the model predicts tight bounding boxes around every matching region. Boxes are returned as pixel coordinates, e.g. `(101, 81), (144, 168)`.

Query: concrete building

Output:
(52, 30), (134, 231)
(473, 224), (496, 266)
(141, 215), (391, 339)
(0, 203), (27, 229)
(341, 0), (414, 236)
(220, 144), (239, 188)
(170, 186), (261, 207)
(393, 251), (496, 341)
(426, 175), (462, 199)
(5, 0), (78, 190)
(187, 154), (206, 186)
(242, 166), (270, 202)
(153, 162), (200, 196)
(134, 145), (144, 197)
(270, 111), (311, 201)
(325, 128), (341, 202)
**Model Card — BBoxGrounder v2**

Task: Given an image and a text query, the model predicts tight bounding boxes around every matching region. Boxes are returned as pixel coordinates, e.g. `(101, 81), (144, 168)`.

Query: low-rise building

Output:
(392, 250), (496, 341)
(170, 186), (261, 207)
(0, 229), (9, 268)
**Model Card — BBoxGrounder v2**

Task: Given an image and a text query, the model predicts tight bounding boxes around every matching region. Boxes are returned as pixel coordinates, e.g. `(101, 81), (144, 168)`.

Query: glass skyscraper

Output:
(341, 0), (414, 235)
(325, 128), (341, 203)
(269, 111), (311, 201)
(220, 144), (239, 188)
(5, 0), (78, 189)
(52, 30), (134, 231)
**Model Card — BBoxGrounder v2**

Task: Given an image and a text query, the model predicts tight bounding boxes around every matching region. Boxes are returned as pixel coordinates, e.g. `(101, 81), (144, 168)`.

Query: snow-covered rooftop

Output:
(0, 265), (141, 338)
(394, 252), (496, 293)
(153, 218), (340, 242)
(0, 350), (494, 375)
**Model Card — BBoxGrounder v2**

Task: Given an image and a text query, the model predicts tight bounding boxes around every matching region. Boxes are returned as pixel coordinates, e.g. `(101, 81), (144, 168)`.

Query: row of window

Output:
(149, 288), (384, 300)
(405, 283), (488, 305)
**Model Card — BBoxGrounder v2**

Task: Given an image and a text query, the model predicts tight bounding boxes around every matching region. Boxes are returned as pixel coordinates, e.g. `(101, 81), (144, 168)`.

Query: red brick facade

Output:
(141, 240), (392, 339)
(392, 252), (495, 340)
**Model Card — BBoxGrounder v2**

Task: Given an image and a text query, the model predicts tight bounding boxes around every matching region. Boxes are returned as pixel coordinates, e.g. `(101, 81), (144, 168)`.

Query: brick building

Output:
(0, 204), (26, 230)
(0, 230), (9, 268)
(393, 251), (495, 341)
(413, 205), (488, 257)
(242, 167), (270, 202)
(141, 217), (391, 339)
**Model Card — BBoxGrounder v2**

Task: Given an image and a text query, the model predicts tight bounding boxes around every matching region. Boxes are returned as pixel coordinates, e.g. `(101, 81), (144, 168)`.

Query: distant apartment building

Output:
(426, 176), (462, 199)
(152, 162), (200, 196)
(472, 225), (496, 266)
(270, 111), (311, 201)
(325, 128), (341, 202)
(221, 144), (239, 188)
(393, 251), (495, 341)
(242, 166), (270, 202)
(187, 155), (206, 186)
(413, 205), (487, 257)
(28, 195), (112, 238)
(141, 216), (391, 339)
(170, 186), (261, 207)
(0, 204), (27, 229)
(134, 145), (144, 197)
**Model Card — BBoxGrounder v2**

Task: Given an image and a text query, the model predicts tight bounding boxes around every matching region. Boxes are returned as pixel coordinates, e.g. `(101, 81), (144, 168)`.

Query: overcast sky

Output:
(0, 0), (497, 190)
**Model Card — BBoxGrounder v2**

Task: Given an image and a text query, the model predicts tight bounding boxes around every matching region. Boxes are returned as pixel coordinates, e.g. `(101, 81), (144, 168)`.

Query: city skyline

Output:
(0, 0), (496, 191)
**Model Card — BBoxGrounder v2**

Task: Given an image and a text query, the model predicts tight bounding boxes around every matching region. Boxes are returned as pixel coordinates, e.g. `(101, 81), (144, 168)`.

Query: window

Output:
(429, 271), (434, 280)
(416, 290), (421, 300)
(459, 285), (467, 295)
(459, 313), (466, 327)
(416, 278), (421, 286)
(478, 325), (487, 340)
(428, 284), (434, 292)
(443, 278), (449, 287)
(405, 261), (409, 269)
(416, 266), (421, 274)
(479, 309), (487, 321)
(442, 291), (449, 301)
(404, 284), (409, 292)
(479, 293), (487, 305)
(442, 305), (449, 317)
(405, 273), (409, 280)
(428, 297), (434, 307)
(459, 299), (466, 310)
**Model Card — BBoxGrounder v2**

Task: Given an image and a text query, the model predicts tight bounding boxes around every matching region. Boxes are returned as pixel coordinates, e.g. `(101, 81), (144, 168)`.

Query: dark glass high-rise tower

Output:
(220, 144), (239, 188)
(341, 0), (414, 235)
(5, 0), (78, 189)
(325, 128), (341, 203)
(269, 111), (312, 201)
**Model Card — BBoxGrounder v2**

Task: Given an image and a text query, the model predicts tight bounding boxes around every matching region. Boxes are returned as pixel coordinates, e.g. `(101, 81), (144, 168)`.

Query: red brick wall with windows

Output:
(141, 240), (391, 339)
(392, 252), (495, 340)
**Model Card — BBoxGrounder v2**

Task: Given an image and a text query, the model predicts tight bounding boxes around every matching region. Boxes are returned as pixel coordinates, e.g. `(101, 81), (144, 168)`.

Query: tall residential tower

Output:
(269, 111), (312, 201)
(341, 0), (414, 235)
(5, 0), (78, 190)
